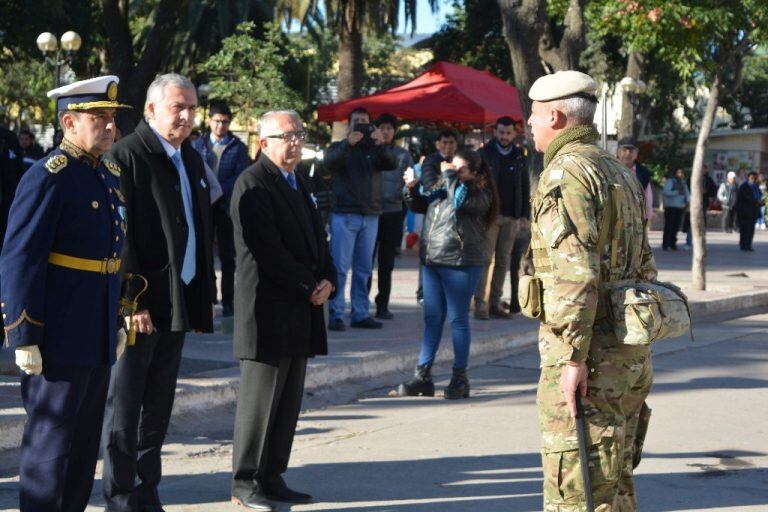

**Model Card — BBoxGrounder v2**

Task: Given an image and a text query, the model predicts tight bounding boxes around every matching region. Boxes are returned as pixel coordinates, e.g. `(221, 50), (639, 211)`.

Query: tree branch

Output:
(101, 0), (134, 79)
(129, 0), (190, 99)
(539, 0), (587, 71)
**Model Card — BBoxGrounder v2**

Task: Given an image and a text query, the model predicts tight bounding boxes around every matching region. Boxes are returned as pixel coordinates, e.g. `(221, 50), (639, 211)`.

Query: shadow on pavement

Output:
(96, 450), (768, 512)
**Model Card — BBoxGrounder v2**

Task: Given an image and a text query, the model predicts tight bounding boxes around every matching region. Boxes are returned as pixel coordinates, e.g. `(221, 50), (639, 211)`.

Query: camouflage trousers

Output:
(537, 350), (653, 511)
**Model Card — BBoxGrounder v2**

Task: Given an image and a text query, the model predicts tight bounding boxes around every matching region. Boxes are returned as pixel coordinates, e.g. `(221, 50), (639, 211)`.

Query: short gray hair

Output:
(144, 73), (196, 117)
(257, 110), (301, 136)
(554, 96), (597, 126)
(57, 109), (80, 128)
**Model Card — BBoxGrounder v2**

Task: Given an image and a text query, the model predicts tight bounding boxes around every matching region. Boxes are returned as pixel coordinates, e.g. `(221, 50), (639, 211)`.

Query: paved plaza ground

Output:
(0, 229), (766, 510)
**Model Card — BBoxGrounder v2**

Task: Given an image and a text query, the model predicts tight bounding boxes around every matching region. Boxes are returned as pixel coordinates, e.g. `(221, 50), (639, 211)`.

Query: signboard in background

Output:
(708, 150), (761, 183)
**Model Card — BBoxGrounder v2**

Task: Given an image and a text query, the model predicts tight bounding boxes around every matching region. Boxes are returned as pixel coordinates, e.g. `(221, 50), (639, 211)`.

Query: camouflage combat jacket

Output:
(530, 125), (657, 367)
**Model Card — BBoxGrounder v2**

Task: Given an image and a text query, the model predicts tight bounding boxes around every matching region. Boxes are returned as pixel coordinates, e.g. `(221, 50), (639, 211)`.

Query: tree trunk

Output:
(336, 0), (364, 102)
(498, 0), (546, 120)
(497, 0), (587, 177)
(690, 75), (720, 291)
(332, 0), (364, 140)
(101, 0), (190, 134)
(538, 0), (587, 72)
(617, 52), (645, 140)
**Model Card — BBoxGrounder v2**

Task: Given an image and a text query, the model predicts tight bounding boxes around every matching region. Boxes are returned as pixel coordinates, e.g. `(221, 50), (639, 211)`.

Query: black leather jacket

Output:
(404, 169), (491, 267)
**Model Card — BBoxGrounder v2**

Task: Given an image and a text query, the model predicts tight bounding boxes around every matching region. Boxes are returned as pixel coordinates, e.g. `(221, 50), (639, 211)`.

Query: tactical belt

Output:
(48, 252), (122, 275)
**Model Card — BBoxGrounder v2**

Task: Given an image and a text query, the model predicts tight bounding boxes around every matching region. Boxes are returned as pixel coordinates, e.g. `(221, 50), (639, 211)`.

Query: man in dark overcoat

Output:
(229, 110), (336, 511)
(101, 73), (215, 512)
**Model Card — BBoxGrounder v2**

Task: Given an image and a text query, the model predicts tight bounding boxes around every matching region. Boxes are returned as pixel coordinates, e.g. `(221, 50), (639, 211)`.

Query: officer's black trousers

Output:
(231, 357), (307, 497)
(101, 330), (185, 511)
(19, 364), (110, 512)
(213, 200), (236, 309)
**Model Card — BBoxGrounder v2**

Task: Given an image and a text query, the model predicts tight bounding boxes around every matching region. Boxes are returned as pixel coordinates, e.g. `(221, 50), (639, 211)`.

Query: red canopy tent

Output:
(317, 61), (524, 125)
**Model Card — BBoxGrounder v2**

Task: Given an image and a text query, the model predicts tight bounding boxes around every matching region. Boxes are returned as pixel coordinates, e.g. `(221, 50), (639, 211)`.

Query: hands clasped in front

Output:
(309, 279), (334, 306)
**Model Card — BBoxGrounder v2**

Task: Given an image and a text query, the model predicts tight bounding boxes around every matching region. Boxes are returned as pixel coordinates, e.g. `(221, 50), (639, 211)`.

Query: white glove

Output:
(15, 345), (43, 375)
(116, 328), (127, 361)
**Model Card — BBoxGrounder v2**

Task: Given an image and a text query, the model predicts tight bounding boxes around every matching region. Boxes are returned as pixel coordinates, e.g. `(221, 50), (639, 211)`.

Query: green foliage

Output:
(276, 0), (439, 37)
(0, 60), (55, 125)
(362, 32), (431, 92)
(594, 0), (768, 79)
(430, 0), (513, 82)
(197, 21), (306, 123)
(643, 122), (694, 185)
(721, 52), (768, 128)
(546, 0), (573, 21)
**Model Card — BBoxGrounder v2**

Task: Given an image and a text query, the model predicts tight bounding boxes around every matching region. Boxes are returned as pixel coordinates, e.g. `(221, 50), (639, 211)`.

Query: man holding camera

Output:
(325, 107), (396, 331)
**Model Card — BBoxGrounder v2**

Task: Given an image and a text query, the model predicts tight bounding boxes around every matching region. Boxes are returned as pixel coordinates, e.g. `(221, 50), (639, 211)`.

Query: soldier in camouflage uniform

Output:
(524, 71), (658, 511)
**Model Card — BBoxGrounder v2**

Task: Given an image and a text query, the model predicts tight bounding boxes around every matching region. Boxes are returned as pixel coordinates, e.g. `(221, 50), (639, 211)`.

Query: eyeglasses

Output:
(265, 131), (307, 143)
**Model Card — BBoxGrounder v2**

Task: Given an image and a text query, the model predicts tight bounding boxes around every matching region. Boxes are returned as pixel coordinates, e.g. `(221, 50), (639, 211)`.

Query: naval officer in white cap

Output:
(522, 70), (659, 511)
(0, 75), (131, 512)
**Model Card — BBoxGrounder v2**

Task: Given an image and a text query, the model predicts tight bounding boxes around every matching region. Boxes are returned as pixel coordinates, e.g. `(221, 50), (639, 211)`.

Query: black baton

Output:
(575, 392), (595, 512)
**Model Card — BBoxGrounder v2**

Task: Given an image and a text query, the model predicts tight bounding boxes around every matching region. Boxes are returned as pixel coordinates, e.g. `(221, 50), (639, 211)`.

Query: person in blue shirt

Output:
(0, 75), (130, 512)
(192, 102), (251, 316)
(661, 168), (690, 251)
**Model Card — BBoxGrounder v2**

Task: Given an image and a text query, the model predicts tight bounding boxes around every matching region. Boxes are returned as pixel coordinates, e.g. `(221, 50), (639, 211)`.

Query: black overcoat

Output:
(107, 120), (214, 333)
(231, 153), (336, 362)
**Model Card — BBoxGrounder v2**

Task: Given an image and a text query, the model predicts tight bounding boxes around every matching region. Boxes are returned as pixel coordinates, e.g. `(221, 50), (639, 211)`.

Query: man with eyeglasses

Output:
(192, 102), (251, 317)
(230, 110), (336, 510)
(324, 107), (396, 331)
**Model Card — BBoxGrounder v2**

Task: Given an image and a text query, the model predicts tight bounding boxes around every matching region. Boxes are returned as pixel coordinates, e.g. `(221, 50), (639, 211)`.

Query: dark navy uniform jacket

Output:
(0, 142), (125, 367)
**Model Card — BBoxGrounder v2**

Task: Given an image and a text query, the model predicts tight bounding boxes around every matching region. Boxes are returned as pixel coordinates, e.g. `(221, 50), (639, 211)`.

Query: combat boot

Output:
(444, 367), (470, 399)
(397, 364), (435, 397)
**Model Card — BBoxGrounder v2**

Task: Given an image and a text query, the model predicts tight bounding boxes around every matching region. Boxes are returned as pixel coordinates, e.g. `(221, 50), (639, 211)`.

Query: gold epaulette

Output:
(105, 160), (122, 177)
(45, 154), (68, 174)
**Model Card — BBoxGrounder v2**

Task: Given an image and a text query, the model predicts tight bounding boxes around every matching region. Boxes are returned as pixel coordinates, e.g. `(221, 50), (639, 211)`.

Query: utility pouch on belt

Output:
(518, 274), (543, 320)
(606, 280), (692, 345)
(596, 173), (692, 346)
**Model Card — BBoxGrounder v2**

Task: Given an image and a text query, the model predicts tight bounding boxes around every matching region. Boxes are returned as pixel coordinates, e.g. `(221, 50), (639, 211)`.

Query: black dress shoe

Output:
(375, 308), (394, 320)
(328, 318), (346, 331)
(489, 304), (511, 319)
(350, 317), (382, 329)
(262, 477), (313, 504)
(231, 491), (276, 511)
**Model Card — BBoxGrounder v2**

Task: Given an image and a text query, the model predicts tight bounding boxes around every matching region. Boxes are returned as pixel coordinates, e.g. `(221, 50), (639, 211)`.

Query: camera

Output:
(353, 123), (375, 142)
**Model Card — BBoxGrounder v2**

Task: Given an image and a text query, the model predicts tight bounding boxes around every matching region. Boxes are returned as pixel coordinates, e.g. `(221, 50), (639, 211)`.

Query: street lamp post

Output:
(197, 83), (212, 126)
(36, 31), (82, 88)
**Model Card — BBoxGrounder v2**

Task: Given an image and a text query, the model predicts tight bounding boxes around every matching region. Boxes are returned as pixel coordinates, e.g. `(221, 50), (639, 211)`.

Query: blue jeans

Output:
(329, 213), (379, 322)
(418, 264), (483, 370)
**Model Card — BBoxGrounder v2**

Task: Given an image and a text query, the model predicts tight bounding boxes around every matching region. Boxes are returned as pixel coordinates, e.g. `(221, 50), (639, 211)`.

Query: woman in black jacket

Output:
(397, 149), (499, 399)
